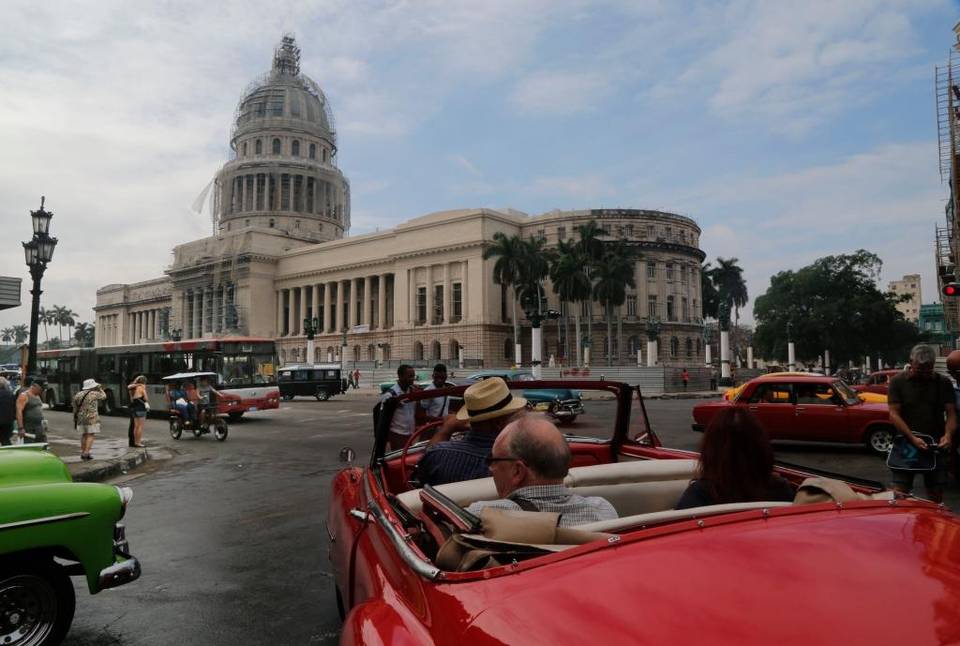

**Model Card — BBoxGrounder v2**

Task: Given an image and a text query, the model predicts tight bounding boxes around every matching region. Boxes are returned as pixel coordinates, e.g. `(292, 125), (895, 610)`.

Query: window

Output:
(272, 138), (281, 155)
(416, 286), (427, 324)
(414, 342), (424, 360)
(686, 338), (693, 357)
(680, 230), (686, 243)
(245, 219), (250, 227)
(625, 224), (634, 237)
(670, 337), (679, 358)
(504, 338), (513, 359)
(628, 335), (641, 355)
(557, 226), (566, 241)
(666, 263), (674, 281)
(255, 139), (262, 155)
(294, 220), (300, 229)
(681, 265), (687, 284)
(626, 295), (637, 316)
(292, 140), (300, 157)
(667, 296), (675, 321)
(309, 143), (316, 159)
(665, 226), (672, 240)
(537, 229), (546, 241)
(452, 282), (463, 321)
(433, 285), (444, 324)
(748, 383), (792, 404)
(431, 341), (441, 361)
(647, 262), (656, 279)
(242, 142), (247, 156)
(682, 297), (688, 321)
(647, 296), (657, 318)
(646, 224), (654, 238)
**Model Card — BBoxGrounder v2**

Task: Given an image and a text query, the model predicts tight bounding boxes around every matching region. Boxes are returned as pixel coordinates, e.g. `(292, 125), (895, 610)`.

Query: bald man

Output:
(467, 416), (617, 527)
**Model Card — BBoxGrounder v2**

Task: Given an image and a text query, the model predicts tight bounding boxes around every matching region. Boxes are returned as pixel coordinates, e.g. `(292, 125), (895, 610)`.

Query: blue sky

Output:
(0, 0), (956, 332)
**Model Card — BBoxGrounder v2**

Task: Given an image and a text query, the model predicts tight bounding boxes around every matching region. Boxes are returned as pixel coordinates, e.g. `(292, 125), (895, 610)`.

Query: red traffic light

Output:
(944, 283), (960, 297)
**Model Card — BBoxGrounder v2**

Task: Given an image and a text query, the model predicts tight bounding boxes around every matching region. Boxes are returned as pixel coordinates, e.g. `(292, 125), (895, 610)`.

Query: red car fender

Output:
(327, 468), (366, 604)
(340, 598), (436, 645)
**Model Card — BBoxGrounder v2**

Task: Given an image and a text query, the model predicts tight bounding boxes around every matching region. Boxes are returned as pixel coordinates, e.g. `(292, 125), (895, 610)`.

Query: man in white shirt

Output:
(419, 363), (454, 422)
(380, 364), (418, 450)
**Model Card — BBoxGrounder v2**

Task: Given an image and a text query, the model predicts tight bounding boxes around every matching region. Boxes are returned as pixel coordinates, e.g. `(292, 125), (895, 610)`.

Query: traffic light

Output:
(943, 283), (960, 297)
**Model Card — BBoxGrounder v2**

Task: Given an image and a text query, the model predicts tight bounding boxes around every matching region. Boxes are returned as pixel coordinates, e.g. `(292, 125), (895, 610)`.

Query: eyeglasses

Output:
(485, 455), (521, 466)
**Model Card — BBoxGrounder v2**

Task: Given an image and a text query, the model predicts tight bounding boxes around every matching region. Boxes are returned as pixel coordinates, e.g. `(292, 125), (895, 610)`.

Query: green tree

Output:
(12, 325), (28, 344)
(593, 241), (638, 366)
(37, 306), (53, 341)
(483, 232), (527, 360)
(753, 250), (919, 365)
(74, 321), (95, 347)
(0, 328), (12, 343)
(700, 262), (721, 320)
(574, 221), (606, 356)
(710, 257), (748, 329)
(550, 239), (592, 364)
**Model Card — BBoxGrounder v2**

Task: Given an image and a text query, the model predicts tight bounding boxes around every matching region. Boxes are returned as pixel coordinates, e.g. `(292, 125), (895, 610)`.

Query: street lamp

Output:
(786, 321), (796, 371)
(522, 285), (558, 378)
(303, 317), (320, 364)
(22, 196), (57, 376)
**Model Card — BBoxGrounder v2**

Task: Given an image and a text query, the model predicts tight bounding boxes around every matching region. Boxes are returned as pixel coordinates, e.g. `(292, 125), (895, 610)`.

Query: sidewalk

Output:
(335, 386), (722, 402)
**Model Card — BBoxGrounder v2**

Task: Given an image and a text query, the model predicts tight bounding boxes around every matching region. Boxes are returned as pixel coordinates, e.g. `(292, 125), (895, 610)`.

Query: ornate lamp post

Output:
(303, 317), (320, 365)
(521, 285), (558, 378)
(786, 321), (795, 371)
(22, 197), (58, 376)
(645, 318), (661, 367)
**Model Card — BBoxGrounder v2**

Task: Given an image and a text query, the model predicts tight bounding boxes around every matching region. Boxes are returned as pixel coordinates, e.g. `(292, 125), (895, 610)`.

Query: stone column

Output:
(132, 312), (138, 343)
(151, 310), (157, 339)
(240, 174), (248, 212)
(211, 289), (219, 334)
(287, 288), (296, 338)
(461, 260), (468, 322)
(425, 265), (434, 325)
(409, 269), (417, 325)
(323, 282), (332, 332)
(312, 283), (320, 323)
(443, 262), (451, 324)
(363, 276), (372, 327)
(378, 274), (387, 329)
(277, 290), (285, 336)
(347, 278), (357, 329)
(221, 284), (228, 330)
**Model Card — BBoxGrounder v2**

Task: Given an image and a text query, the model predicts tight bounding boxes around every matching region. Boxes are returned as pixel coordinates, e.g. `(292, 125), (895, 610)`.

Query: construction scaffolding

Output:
(935, 24), (960, 335)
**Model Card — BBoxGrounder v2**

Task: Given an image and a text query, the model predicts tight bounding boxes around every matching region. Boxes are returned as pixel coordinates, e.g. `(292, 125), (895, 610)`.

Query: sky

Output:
(0, 0), (957, 335)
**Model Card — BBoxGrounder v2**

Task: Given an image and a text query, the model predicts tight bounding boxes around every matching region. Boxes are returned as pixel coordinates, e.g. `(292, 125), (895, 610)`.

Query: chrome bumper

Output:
(553, 401), (584, 417)
(98, 557), (141, 590)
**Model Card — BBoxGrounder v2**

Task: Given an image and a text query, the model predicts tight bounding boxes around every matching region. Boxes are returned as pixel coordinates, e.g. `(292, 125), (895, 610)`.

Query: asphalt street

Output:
(58, 394), (960, 645)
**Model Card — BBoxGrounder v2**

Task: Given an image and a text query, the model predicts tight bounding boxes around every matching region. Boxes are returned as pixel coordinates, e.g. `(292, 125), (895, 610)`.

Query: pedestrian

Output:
(0, 377), (15, 446)
(887, 344), (956, 503)
(379, 364), (419, 450)
(127, 375), (149, 448)
(353, 368), (361, 390)
(15, 377), (47, 443)
(419, 363), (453, 423)
(681, 368), (689, 391)
(73, 378), (106, 461)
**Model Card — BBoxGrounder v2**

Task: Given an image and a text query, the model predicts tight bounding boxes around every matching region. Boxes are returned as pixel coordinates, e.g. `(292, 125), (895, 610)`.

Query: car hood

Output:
(0, 446), (71, 487)
(458, 505), (960, 645)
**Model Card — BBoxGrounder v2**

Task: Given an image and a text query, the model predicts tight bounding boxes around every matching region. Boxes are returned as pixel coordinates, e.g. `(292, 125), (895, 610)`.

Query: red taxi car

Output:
(693, 373), (895, 454)
(850, 369), (902, 396)
(327, 380), (960, 645)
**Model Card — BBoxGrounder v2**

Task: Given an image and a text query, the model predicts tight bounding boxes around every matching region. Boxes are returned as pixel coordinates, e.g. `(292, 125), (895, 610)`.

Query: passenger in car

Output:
(466, 416), (618, 527)
(417, 377), (526, 486)
(675, 407), (794, 510)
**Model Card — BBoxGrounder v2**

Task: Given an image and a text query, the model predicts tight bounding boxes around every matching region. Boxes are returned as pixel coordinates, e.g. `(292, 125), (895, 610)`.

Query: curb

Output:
(69, 449), (150, 483)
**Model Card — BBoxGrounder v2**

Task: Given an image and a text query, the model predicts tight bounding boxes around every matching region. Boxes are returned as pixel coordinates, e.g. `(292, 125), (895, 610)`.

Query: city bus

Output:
(37, 337), (280, 419)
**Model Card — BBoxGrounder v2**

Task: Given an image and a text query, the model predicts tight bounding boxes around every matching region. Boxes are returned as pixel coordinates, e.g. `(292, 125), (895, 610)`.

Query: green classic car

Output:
(0, 445), (141, 645)
(461, 369), (585, 424)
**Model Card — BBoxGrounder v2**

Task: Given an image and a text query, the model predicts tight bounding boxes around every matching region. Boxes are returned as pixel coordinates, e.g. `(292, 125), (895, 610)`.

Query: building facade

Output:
(888, 274), (921, 323)
(94, 37), (707, 367)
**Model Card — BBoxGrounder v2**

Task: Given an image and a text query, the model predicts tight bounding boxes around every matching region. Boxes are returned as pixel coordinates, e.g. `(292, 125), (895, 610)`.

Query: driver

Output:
(416, 377), (526, 487)
(467, 416), (617, 526)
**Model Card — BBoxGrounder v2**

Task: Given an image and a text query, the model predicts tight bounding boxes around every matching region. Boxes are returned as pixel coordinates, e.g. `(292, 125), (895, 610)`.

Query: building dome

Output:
(231, 35), (337, 150)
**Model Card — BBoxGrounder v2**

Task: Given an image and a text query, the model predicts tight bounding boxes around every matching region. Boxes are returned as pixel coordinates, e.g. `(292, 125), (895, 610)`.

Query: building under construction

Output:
(936, 23), (960, 335)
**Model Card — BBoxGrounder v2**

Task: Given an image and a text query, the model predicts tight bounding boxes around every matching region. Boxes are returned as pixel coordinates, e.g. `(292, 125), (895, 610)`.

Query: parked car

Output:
(850, 369), (903, 395)
(378, 370), (432, 394)
(461, 369), (584, 424)
(327, 379), (960, 645)
(0, 445), (141, 644)
(724, 372), (887, 403)
(695, 374), (896, 454)
(278, 364), (345, 401)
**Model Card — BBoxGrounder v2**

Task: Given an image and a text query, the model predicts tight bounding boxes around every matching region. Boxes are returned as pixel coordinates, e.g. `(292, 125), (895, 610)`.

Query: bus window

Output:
(156, 352), (189, 376)
(222, 355), (251, 386)
(251, 354), (276, 385)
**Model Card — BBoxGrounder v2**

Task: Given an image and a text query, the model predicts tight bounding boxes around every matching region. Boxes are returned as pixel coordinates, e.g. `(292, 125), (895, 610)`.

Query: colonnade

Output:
(228, 171), (343, 221)
(278, 273), (393, 337)
(183, 283), (236, 340)
(96, 314), (121, 346)
(407, 261), (467, 326)
(124, 308), (167, 344)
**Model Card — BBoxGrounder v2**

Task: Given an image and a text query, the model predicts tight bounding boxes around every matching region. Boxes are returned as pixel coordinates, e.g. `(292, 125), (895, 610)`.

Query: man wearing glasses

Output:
(888, 344), (956, 503)
(467, 415), (617, 526)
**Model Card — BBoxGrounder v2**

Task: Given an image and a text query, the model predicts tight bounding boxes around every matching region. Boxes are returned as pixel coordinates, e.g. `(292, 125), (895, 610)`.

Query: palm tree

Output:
(484, 232), (526, 361)
(709, 257), (748, 359)
(574, 221), (606, 358)
(37, 306), (53, 341)
(550, 239), (592, 366)
(74, 322), (96, 347)
(0, 328), (12, 343)
(62, 308), (78, 342)
(52, 305), (74, 342)
(593, 241), (638, 366)
(12, 325), (28, 344)
(701, 262), (720, 320)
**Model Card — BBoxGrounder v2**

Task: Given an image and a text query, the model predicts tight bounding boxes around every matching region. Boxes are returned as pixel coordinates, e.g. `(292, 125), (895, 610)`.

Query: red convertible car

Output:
(693, 373), (896, 454)
(327, 380), (960, 645)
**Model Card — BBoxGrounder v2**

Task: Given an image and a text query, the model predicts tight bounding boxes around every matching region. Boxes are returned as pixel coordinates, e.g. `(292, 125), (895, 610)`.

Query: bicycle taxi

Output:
(163, 371), (229, 441)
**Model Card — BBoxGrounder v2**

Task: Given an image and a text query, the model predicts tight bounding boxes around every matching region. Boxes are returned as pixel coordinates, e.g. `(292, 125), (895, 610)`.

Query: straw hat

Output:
(81, 378), (100, 390)
(455, 377), (527, 423)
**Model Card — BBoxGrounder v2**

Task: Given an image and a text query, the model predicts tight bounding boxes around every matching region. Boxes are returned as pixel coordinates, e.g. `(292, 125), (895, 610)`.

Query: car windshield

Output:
(515, 373), (536, 382)
(833, 380), (862, 405)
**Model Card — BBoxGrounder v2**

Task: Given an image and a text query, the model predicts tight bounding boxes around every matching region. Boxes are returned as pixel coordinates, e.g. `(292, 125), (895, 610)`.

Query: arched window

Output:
(670, 337), (679, 358)
(255, 139), (262, 155)
(449, 340), (461, 361)
(309, 143), (316, 159)
(367, 344), (375, 360)
(280, 348), (286, 364)
(382, 343), (391, 361)
(686, 338), (693, 357)
(322, 148), (328, 162)
(272, 138), (281, 155)
(628, 335), (641, 356)
(414, 342), (424, 361)
(353, 345), (361, 362)
(696, 339), (701, 356)
(314, 347), (322, 363)
(504, 338), (512, 360)
(292, 140), (300, 157)
(326, 346), (335, 361)
(431, 341), (441, 361)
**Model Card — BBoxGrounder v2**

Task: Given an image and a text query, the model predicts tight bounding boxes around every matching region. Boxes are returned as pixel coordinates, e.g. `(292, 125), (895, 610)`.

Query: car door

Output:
(792, 382), (848, 442)
(744, 382), (795, 439)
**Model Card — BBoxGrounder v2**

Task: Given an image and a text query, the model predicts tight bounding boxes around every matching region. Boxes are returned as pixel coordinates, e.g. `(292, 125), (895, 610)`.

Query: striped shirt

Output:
(467, 484), (618, 527)
(417, 431), (497, 486)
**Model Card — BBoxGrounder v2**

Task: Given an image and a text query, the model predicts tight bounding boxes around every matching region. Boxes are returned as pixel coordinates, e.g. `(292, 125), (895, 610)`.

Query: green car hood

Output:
(0, 446), (72, 487)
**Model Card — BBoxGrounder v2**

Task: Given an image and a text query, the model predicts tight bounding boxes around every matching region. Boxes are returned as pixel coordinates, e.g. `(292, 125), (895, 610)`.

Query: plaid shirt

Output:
(467, 484), (618, 527)
(417, 431), (497, 486)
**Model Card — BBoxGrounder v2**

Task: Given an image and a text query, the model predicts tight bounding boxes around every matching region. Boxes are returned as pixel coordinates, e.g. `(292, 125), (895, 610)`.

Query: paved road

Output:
(59, 394), (959, 644)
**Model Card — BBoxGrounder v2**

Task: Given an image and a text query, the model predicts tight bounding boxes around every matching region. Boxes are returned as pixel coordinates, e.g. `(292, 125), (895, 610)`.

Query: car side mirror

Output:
(339, 447), (356, 464)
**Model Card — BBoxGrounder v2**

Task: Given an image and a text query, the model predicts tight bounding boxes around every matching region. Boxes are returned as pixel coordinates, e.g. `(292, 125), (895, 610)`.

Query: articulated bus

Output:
(37, 337), (280, 419)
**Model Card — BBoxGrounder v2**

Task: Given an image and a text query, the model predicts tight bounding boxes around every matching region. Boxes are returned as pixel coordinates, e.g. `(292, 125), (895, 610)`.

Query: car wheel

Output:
(0, 560), (75, 646)
(282, 394), (294, 401)
(193, 425), (204, 438)
(315, 389), (330, 401)
(169, 418), (183, 440)
(556, 415), (577, 426)
(865, 426), (894, 455)
(228, 411), (244, 422)
(214, 419), (228, 442)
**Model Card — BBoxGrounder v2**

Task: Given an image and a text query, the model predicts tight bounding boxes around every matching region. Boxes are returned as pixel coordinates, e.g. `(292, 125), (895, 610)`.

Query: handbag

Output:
(886, 433), (937, 471)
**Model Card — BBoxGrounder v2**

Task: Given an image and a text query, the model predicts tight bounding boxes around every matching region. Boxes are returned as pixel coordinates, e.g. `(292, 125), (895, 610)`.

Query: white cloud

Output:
(448, 154), (482, 177)
(509, 70), (613, 115)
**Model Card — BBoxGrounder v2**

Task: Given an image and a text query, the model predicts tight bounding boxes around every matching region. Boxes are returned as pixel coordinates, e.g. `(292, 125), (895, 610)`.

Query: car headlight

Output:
(115, 486), (134, 519)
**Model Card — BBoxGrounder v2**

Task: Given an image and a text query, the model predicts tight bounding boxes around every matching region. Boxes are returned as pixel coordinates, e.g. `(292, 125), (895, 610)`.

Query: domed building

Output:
(94, 36), (707, 372)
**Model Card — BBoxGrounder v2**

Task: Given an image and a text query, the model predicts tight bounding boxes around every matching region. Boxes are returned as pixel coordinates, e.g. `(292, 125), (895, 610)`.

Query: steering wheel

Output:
(399, 420), (444, 488)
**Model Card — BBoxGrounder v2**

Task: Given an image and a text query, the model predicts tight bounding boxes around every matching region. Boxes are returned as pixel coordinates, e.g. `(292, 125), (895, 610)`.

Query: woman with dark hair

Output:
(675, 407), (794, 509)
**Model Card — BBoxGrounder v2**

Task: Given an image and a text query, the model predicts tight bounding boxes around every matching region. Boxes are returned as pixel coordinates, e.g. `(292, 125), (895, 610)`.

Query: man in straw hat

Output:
(73, 378), (106, 461)
(416, 377), (527, 486)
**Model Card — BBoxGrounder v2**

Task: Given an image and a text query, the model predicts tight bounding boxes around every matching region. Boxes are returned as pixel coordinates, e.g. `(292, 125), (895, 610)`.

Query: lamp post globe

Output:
(23, 196), (57, 377)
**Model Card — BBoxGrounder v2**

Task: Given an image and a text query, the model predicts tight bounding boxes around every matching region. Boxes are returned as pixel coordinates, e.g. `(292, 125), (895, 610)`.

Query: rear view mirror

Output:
(339, 447), (356, 464)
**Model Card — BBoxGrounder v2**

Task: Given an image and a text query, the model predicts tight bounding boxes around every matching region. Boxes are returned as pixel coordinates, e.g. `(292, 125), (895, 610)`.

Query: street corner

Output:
(46, 434), (164, 482)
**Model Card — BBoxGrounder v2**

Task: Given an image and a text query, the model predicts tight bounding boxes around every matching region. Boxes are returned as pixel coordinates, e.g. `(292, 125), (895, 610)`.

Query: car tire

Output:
(865, 426), (894, 455)
(169, 418), (183, 440)
(315, 389), (330, 402)
(556, 415), (577, 426)
(228, 411), (244, 422)
(214, 419), (228, 442)
(282, 394), (294, 401)
(0, 559), (75, 646)
(193, 425), (204, 438)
